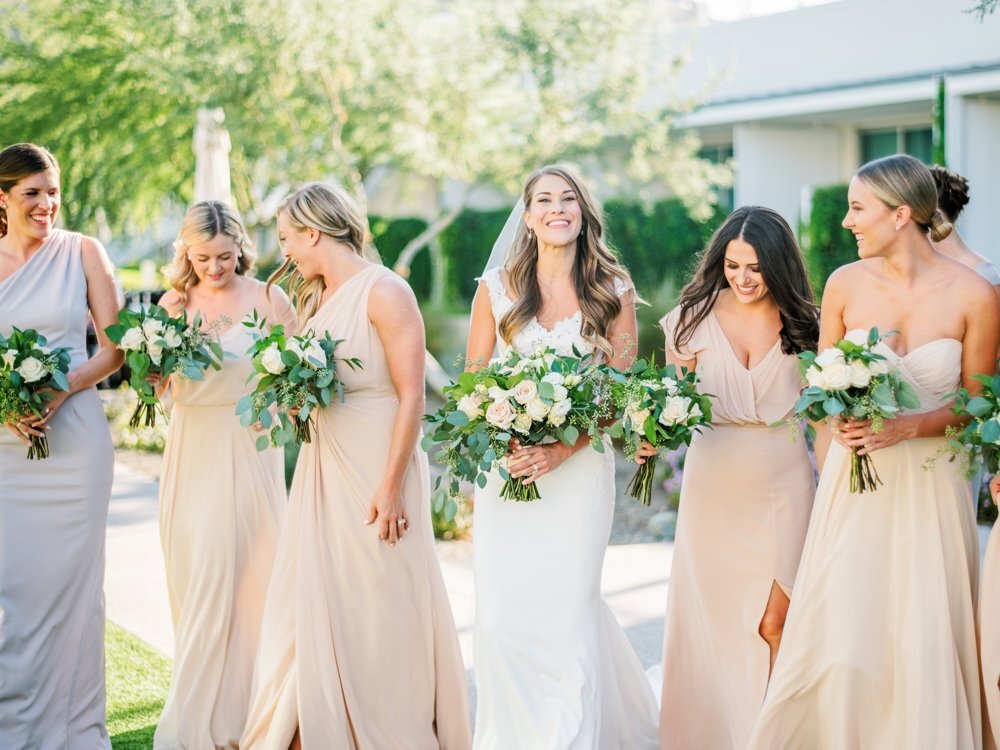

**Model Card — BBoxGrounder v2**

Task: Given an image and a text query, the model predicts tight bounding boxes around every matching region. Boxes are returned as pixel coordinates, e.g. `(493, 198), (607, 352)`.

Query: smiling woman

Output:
(0, 142), (123, 748)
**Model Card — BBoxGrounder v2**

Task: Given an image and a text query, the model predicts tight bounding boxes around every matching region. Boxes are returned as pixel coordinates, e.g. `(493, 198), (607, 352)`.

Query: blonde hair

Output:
(498, 164), (632, 359)
(167, 200), (255, 304)
(857, 154), (953, 242)
(267, 182), (378, 326)
(0, 143), (60, 238)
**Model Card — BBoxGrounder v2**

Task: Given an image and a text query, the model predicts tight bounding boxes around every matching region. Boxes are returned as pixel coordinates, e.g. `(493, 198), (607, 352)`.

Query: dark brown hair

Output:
(673, 205), (818, 356)
(0, 143), (60, 237)
(929, 165), (970, 223)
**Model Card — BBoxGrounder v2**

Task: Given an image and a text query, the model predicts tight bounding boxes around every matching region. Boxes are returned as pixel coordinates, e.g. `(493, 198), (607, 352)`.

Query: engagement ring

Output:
(397, 518), (406, 525)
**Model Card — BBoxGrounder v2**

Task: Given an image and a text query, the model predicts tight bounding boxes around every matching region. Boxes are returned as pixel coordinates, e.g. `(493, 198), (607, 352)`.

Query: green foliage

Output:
(370, 216), (433, 300)
(106, 621), (170, 748)
(803, 185), (857, 298)
(437, 209), (512, 307)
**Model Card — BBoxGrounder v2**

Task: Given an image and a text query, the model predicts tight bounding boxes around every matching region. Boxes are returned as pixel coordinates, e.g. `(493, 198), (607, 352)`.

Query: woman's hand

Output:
(635, 439), (657, 465)
(3, 389), (69, 442)
(365, 483), (409, 546)
(507, 439), (574, 484)
(832, 415), (914, 455)
(990, 473), (1000, 505)
(147, 372), (170, 398)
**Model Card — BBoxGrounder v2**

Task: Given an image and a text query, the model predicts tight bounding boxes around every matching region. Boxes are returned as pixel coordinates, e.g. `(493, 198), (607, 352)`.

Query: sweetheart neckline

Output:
(845, 330), (961, 359)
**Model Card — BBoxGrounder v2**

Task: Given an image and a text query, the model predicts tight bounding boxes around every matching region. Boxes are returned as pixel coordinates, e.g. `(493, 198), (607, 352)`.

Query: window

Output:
(699, 144), (735, 212)
(859, 126), (933, 165)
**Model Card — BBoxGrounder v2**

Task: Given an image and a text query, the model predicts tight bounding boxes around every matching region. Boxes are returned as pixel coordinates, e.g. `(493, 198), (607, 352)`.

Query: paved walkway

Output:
(105, 461), (673, 673)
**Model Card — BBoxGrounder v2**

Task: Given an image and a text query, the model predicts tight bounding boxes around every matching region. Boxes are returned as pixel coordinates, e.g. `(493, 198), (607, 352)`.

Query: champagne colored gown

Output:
(0, 229), (114, 749)
(748, 331), (982, 750)
(982, 524), (1000, 750)
(154, 284), (293, 749)
(658, 303), (815, 749)
(241, 264), (471, 750)
(471, 267), (659, 750)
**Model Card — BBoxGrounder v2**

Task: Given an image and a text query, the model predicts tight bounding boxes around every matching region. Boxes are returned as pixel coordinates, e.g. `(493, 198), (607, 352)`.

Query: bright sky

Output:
(700, 0), (840, 22)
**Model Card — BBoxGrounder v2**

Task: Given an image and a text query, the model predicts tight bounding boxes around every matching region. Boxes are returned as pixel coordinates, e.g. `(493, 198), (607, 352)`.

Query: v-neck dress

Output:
(658, 301), (816, 750)
(0, 229), (114, 749)
(154, 283), (294, 749)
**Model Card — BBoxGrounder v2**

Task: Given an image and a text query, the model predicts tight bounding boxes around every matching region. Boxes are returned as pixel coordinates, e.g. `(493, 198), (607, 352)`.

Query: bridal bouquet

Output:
(236, 310), (362, 449)
(608, 358), (713, 506)
(105, 305), (226, 429)
(422, 346), (611, 511)
(791, 327), (919, 493)
(0, 328), (72, 459)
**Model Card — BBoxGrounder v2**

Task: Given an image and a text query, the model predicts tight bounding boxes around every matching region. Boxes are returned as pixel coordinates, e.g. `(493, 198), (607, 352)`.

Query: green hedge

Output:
(802, 184), (857, 298)
(438, 208), (513, 306)
(370, 216), (433, 300)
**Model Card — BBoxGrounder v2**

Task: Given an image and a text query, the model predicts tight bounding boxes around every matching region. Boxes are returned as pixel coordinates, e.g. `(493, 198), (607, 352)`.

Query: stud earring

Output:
(894, 224), (900, 231)
(527, 227), (534, 239)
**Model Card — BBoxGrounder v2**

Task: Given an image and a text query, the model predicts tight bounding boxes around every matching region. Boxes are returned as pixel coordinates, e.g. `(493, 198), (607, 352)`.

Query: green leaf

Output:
(964, 395), (993, 418)
(255, 435), (270, 451)
(446, 410), (470, 427)
(476, 473), (487, 488)
(280, 350), (300, 367)
(562, 424), (579, 445)
(823, 397), (845, 416)
(981, 419), (1000, 444)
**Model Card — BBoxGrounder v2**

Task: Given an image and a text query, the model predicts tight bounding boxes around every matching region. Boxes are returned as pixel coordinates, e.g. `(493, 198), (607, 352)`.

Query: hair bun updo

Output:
(928, 209), (954, 243)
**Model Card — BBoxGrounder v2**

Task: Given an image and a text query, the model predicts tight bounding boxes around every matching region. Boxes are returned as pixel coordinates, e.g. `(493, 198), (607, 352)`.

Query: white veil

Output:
(481, 198), (525, 276)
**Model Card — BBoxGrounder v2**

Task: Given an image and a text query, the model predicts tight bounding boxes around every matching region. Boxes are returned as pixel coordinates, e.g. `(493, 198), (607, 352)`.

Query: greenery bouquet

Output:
(236, 310), (362, 449)
(608, 358), (713, 506)
(0, 327), (72, 459)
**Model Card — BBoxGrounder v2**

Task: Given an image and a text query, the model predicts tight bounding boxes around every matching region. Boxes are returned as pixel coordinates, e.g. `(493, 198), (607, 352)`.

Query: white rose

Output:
(16, 356), (47, 383)
(303, 341), (326, 368)
(868, 358), (890, 376)
(849, 359), (872, 389)
(661, 378), (679, 396)
(550, 398), (572, 419)
(658, 396), (692, 427)
(805, 365), (824, 388)
(547, 409), (568, 427)
(549, 384), (569, 402)
(162, 327), (182, 349)
(541, 372), (565, 386)
(120, 326), (145, 351)
(147, 342), (164, 366)
(1, 350), (15, 369)
(457, 394), (485, 420)
(286, 338), (305, 359)
(142, 318), (164, 340)
(513, 412), (534, 433)
(525, 396), (550, 421)
(512, 379), (539, 405)
(819, 361), (853, 390)
(485, 399), (517, 430)
(814, 347), (846, 368)
(261, 344), (286, 375)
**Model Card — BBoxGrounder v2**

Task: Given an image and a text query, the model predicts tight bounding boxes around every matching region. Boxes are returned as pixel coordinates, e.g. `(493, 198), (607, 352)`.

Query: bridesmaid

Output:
(153, 201), (294, 749)
(983, 473), (1000, 750)
(653, 206), (818, 749)
(240, 182), (471, 749)
(748, 154), (999, 749)
(0, 143), (122, 747)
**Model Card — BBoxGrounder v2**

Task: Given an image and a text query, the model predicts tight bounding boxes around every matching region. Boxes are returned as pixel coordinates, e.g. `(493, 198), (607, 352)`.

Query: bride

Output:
(465, 164), (659, 749)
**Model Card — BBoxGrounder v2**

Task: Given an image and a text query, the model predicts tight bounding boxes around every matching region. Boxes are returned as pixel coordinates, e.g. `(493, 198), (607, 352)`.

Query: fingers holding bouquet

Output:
(835, 416), (911, 456)
(634, 439), (657, 465)
(508, 441), (573, 484)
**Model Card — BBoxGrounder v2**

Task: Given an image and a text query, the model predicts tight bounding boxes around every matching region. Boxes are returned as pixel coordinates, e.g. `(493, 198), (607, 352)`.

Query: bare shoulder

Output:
(158, 288), (183, 314)
(79, 235), (114, 270)
(369, 270), (418, 310)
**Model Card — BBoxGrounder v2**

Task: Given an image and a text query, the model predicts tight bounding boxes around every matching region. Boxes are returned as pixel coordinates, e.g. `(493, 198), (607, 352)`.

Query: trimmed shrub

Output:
(802, 184), (856, 298)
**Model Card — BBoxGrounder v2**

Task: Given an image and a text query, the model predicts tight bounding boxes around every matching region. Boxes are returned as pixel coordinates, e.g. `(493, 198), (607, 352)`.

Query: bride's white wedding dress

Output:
(471, 268), (659, 750)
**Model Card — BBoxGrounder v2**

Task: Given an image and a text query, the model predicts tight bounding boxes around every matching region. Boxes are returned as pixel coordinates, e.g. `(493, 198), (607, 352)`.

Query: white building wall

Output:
(732, 124), (843, 226)
(954, 99), (1000, 262)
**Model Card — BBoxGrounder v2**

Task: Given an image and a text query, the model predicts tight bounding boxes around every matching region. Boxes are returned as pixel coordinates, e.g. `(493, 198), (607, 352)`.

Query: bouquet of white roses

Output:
(422, 346), (611, 510)
(608, 358), (713, 506)
(105, 305), (226, 429)
(791, 327), (919, 493)
(0, 327), (72, 459)
(236, 310), (362, 449)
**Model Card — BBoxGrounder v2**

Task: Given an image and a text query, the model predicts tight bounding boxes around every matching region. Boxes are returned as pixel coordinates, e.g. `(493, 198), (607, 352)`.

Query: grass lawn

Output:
(106, 621), (170, 749)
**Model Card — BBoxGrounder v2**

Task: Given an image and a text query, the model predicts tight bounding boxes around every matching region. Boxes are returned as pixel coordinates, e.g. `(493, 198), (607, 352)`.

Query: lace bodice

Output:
(479, 267), (629, 358)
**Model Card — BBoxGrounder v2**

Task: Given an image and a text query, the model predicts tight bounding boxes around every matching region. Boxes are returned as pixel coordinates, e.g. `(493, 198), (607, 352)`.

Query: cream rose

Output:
(303, 341), (326, 368)
(525, 396), (550, 421)
(261, 344), (286, 375)
(548, 383), (569, 402)
(868, 358), (890, 376)
(661, 378), (679, 396)
(820, 361), (853, 390)
(488, 385), (510, 402)
(563, 373), (581, 388)
(457, 393), (485, 420)
(513, 412), (534, 433)
(849, 359), (872, 388)
(16, 356), (47, 383)
(147, 342), (164, 366)
(120, 327), (145, 351)
(627, 406), (652, 433)
(541, 372), (565, 386)
(512, 379), (539, 405)
(805, 365), (825, 388)
(485, 399), (517, 430)
(658, 396), (692, 426)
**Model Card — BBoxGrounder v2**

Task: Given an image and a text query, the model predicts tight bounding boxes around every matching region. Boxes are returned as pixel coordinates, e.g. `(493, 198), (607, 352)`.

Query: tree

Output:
(969, 0), (998, 19)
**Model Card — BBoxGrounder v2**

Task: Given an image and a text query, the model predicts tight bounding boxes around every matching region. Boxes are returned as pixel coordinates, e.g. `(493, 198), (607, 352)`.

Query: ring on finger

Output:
(396, 518), (406, 526)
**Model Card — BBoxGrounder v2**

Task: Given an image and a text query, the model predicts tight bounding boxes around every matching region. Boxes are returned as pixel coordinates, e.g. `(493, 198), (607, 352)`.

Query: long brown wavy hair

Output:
(673, 205), (818, 356)
(498, 165), (632, 359)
